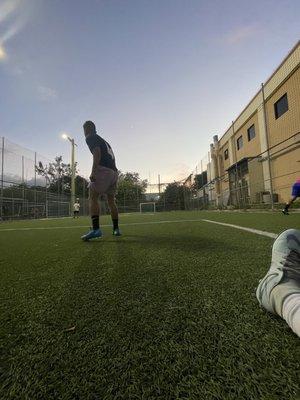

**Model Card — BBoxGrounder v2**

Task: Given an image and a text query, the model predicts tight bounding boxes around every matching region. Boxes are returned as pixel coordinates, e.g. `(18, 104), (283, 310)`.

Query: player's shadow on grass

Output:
(84, 233), (235, 254)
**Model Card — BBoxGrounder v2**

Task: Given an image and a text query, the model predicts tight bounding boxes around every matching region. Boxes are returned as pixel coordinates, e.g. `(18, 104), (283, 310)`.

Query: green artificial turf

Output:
(0, 211), (300, 399)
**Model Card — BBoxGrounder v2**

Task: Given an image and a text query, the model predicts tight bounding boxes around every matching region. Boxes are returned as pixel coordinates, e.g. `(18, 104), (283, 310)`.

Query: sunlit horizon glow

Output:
(0, 44), (7, 60)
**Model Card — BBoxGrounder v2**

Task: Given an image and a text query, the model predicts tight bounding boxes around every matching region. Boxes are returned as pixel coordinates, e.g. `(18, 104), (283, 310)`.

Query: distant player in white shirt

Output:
(256, 229), (300, 337)
(73, 199), (80, 218)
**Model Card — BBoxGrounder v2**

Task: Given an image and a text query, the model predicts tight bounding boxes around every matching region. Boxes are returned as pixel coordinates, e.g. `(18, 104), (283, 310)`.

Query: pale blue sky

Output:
(0, 0), (299, 183)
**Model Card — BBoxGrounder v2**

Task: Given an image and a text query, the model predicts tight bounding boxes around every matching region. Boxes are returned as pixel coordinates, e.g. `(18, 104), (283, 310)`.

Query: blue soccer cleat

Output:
(81, 229), (102, 241)
(113, 228), (122, 236)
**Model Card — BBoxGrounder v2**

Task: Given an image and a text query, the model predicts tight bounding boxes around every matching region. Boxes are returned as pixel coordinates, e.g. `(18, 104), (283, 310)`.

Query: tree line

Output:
(2, 155), (207, 211)
(2, 156), (148, 205)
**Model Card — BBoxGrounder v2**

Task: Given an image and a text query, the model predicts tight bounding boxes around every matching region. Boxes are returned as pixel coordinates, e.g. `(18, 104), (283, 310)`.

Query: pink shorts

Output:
(89, 166), (118, 195)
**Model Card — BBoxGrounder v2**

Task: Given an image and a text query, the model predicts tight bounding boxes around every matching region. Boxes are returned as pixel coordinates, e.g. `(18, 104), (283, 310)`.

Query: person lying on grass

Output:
(256, 229), (300, 337)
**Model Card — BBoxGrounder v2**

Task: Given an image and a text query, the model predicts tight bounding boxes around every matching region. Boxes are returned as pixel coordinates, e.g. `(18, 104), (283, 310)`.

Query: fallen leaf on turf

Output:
(65, 326), (76, 332)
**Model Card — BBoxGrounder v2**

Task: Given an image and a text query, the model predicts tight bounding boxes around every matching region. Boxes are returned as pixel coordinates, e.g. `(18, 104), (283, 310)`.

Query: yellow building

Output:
(210, 41), (300, 207)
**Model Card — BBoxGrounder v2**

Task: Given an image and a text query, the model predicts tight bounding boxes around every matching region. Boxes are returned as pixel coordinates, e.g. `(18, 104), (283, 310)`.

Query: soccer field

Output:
(1, 211), (300, 399)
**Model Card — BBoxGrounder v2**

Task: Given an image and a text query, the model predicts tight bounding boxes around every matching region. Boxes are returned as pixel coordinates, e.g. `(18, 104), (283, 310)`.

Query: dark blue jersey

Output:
(86, 134), (117, 171)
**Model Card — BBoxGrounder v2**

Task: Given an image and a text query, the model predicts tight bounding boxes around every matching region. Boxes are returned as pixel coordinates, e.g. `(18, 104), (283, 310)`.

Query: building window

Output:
(274, 93), (288, 119)
(247, 124), (255, 141)
(224, 149), (229, 160)
(237, 136), (243, 150)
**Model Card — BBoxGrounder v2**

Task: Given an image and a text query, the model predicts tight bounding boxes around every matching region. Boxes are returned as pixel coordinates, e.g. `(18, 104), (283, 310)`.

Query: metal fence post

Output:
(34, 152), (37, 216)
(70, 138), (76, 216)
(0, 137), (4, 220)
(232, 121), (240, 208)
(208, 151), (212, 206)
(22, 155), (25, 217)
(261, 83), (275, 210)
(83, 179), (86, 216)
(45, 176), (48, 218)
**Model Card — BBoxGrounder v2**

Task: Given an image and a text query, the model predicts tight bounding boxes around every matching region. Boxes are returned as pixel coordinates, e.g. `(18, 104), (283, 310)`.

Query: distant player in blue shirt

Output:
(81, 121), (121, 241)
(282, 177), (300, 215)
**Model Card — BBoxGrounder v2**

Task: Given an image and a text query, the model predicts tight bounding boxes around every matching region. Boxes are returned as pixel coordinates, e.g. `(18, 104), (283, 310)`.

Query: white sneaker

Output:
(256, 229), (300, 314)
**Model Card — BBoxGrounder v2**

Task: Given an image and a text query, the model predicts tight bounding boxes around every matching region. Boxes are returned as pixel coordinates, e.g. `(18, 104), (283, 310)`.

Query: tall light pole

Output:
(62, 133), (77, 216)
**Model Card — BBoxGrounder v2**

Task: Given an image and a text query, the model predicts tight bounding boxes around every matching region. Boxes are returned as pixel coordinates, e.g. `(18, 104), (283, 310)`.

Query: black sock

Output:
(92, 215), (99, 230)
(112, 218), (119, 230)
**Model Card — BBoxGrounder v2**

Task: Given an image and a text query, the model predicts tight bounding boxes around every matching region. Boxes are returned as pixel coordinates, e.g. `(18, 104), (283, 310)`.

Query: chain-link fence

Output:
(215, 132), (300, 210)
(0, 137), (89, 220)
(1, 130), (299, 220)
(0, 137), (162, 219)
(178, 132), (300, 211)
(137, 131), (299, 213)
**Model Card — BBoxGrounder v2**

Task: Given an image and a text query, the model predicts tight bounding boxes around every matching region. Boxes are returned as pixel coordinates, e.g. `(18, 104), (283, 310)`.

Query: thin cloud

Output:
(164, 163), (191, 182)
(0, 0), (20, 24)
(0, 0), (28, 62)
(1, 17), (25, 44)
(224, 25), (259, 45)
(37, 85), (58, 101)
(10, 65), (25, 75)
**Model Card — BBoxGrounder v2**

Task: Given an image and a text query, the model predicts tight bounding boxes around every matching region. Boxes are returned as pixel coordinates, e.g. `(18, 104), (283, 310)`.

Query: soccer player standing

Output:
(73, 199), (80, 218)
(81, 121), (121, 241)
(282, 177), (300, 215)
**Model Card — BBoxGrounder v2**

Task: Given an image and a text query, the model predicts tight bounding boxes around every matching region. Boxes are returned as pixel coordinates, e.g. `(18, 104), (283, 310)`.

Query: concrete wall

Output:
(211, 41), (300, 205)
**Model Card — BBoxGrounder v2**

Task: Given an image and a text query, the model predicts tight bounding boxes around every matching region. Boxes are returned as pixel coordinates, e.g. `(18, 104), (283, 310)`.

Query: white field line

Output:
(39, 217), (72, 221)
(0, 218), (278, 238)
(201, 219), (277, 239)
